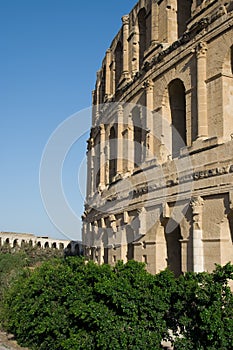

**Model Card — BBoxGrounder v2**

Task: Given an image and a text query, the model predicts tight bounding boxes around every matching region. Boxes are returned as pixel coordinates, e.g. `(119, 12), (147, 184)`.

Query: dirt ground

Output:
(0, 331), (29, 350)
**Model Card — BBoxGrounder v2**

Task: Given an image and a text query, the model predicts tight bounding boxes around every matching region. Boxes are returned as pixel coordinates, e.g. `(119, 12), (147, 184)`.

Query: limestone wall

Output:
(83, 0), (233, 275)
(0, 232), (70, 250)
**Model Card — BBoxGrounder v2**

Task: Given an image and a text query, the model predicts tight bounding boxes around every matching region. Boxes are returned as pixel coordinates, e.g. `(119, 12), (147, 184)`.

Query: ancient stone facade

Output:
(82, 0), (233, 275)
(0, 232), (70, 250)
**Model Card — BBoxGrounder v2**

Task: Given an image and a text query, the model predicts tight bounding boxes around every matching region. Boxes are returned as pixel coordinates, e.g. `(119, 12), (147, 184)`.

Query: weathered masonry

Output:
(82, 0), (233, 275)
(0, 232), (70, 250)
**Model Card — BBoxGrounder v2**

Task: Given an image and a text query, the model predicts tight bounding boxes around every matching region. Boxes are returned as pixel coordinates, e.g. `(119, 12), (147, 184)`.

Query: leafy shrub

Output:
(167, 263), (233, 350)
(2, 258), (173, 350)
(2, 257), (233, 350)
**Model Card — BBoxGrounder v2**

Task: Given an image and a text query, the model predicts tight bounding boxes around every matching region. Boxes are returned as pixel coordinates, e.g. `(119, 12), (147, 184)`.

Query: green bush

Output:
(2, 258), (173, 350)
(167, 263), (233, 350)
(1, 257), (233, 350)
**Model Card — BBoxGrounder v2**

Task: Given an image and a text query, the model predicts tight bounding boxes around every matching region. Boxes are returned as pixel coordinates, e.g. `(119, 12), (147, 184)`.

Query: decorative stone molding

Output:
(121, 15), (129, 25)
(191, 196), (204, 230)
(143, 79), (154, 92)
(196, 41), (208, 58)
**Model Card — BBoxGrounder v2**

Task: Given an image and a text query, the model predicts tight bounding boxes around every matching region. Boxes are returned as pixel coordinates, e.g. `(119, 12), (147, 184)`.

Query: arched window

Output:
(138, 8), (147, 69)
(132, 107), (143, 167)
(177, 0), (192, 38)
(115, 41), (123, 90)
(99, 66), (106, 104)
(165, 224), (182, 277)
(95, 133), (100, 190)
(109, 125), (117, 183)
(168, 79), (186, 158)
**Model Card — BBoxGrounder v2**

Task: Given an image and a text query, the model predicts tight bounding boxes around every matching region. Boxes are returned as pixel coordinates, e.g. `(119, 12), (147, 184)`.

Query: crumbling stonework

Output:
(0, 232), (70, 250)
(82, 0), (233, 275)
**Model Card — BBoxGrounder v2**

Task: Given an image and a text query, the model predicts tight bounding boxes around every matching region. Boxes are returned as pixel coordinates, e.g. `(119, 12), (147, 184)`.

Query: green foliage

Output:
(2, 258), (173, 350)
(167, 262), (233, 350)
(0, 244), (63, 328)
(1, 257), (233, 350)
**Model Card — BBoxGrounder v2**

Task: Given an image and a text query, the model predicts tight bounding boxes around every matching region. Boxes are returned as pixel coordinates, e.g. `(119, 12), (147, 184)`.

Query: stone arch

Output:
(169, 79), (187, 157)
(109, 125), (117, 183)
(94, 132), (100, 190)
(132, 106), (143, 167)
(52, 242), (57, 249)
(158, 218), (183, 277)
(0, 237), (1, 247)
(126, 226), (134, 260)
(44, 242), (49, 249)
(21, 239), (25, 247)
(114, 41), (123, 89)
(59, 243), (64, 250)
(138, 8), (147, 69)
(177, 0), (192, 38)
(99, 66), (106, 104)
(13, 239), (18, 247)
(5, 238), (10, 245)
(162, 78), (187, 158)
(37, 241), (41, 248)
(74, 243), (80, 255)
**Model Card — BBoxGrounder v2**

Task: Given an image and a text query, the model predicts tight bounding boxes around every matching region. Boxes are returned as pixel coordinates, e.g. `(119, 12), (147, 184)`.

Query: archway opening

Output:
(132, 107), (143, 167)
(109, 125), (117, 183)
(115, 41), (123, 90)
(138, 8), (147, 69)
(177, 0), (192, 37)
(168, 79), (186, 158)
(162, 218), (183, 277)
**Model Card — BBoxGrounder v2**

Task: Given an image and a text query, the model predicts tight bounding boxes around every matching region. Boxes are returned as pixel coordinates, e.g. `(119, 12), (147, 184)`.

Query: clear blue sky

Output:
(0, 0), (136, 241)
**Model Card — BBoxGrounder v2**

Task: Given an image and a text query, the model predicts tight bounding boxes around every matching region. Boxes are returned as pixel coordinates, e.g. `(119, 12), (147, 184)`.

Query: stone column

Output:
(117, 105), (124, 175)
(105, 49), (111, 97)
(196, 42), (208, 139)
(191, 196), (204, 272)
(122, 15), (130, 79)
(87, 138), (95, 197)
(144, 80), (154, 160)
(150, 0), (159, 45)
(96, 70), (101, 116)
(99, 124), (106, 190)
(86, 142), (91, 199)
(132, 30), (139, 76)
(127, 114), (134, 171)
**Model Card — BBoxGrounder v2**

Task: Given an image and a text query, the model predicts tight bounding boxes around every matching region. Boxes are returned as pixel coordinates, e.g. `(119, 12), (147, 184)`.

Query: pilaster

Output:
(105, 49), (111, 97)
(191, 196), (204, 272)
(196, 42), (208, 139)
(99, 124), (106, 190)
(150, 0), (159, 45)
(116, 105), (124, 175)
(144, 80), (154, 160)
(122, 15), (130, 79)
